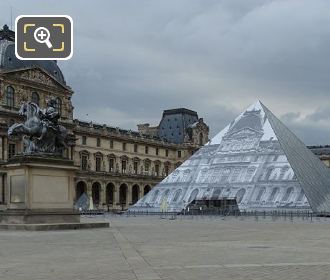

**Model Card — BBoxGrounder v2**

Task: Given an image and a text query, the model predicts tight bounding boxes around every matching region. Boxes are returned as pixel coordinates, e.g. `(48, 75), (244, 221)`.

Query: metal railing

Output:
(120, 209), (330, 223)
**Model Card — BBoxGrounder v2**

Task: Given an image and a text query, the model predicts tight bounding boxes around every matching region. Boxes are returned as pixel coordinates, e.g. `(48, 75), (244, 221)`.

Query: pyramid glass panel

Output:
(130, 101), (330, 213)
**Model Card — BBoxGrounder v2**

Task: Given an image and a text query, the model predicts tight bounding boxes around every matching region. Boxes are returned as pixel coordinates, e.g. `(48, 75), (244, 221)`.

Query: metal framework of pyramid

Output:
(130, 101), (330, 213)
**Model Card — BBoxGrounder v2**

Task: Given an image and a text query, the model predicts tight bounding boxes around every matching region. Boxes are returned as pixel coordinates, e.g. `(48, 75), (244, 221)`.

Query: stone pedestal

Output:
(0, 155), (80, 224)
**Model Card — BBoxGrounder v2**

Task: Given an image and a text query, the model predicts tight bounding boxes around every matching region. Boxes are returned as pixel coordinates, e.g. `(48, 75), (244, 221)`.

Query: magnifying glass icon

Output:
(34, 27), (53, 49)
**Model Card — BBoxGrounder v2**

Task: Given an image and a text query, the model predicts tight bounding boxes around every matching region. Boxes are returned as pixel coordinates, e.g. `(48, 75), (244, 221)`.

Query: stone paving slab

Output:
(0, 215), (330, 279)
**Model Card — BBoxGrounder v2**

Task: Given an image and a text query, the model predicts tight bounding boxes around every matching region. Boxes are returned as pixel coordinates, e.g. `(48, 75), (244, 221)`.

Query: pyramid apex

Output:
(245, 100), (264, 112)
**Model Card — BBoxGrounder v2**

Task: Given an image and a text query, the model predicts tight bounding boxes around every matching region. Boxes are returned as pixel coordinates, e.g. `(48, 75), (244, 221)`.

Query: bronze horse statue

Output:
(8, 101), (68, 154)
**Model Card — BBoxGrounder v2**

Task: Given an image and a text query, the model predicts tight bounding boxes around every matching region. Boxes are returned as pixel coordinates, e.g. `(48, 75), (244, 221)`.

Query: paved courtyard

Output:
(1, 215), (330, 280)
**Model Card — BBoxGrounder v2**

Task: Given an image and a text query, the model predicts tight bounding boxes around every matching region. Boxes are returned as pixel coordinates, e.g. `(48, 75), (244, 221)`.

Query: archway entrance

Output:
(76, 181), (87, 201)
(144, 185), (151, 195)
(106, 183), (115, 205)
(132, 184), (140, 204)
(92, 182), (101, 207)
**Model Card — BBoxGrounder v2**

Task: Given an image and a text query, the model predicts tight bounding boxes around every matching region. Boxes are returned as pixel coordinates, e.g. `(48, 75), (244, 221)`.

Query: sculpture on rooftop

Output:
(8, 97), (69, 155)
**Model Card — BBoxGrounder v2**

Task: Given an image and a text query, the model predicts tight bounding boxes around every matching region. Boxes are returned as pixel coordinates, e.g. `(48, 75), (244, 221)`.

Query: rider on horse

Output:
(39, 98), (60, 141)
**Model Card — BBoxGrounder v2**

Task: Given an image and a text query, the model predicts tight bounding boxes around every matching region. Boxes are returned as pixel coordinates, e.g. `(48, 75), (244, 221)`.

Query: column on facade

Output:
(138, 183), (142, 200)
(100, 181), (106, 207)
(114, 182), (120, 208)
(87, 180), (92, 198)
(3, 136), (7, 161)
(127, 183), (133, 206)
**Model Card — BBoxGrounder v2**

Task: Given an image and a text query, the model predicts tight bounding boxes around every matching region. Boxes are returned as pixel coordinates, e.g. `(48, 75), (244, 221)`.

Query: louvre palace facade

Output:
(0, 25), (209, 211)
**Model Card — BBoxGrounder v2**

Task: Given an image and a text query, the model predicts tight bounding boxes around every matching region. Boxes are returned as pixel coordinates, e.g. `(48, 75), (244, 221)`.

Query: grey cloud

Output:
(1, 0), (330, 144)
(307, 107), (330, 122)
(280, 112), (301, 123)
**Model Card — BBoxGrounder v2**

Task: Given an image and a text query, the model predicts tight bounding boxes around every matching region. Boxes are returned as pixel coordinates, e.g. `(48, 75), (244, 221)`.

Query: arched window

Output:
(151, 190), (159, 203)
(172, 189), (182, 203)
(297, 189), (305, 202)
(256, 187), (266, 202)
(6, 86), (14, 108)
(236, 188), (246, 204)
(211, 188), (222, 199)
(119, 184), (128, 205)
(31, 92), (40, 106)
(268, 187), (279, 202)
(55, 97), (62, 115)
(132, 184), (140, 204)
(161, 189), (170, 203)
(106, 183), (115, 204)
(188, 189), (199, 203)
(76, 181), (87, 201)
(282, 187), (294, 202)
(144, 185), (151, 195)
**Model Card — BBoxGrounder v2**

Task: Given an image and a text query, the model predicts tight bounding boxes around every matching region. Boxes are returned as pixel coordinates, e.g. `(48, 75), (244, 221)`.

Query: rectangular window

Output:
(165, 165), (169, 176)
(145, 146), (148, 154)
(109, 158), (114, 172)
(82, 136), (87, 145)
(81, 155), (88, 171)
(123, 143), (126, 151)
(155, 164), (159, 176)
(134, 161), (138, 174)
(6, 87), (14, 108)
(95, 157), (101, 172)
(178, 150), (182, 158)
(134, 144), (138, 153)
(145, 162), (149, 172)
(156, 148), (159, 155)
(96, 138), (101, 147)
(122, 160), (127, 173)
(8, 144), (15, 159)
(110, 140), (114, 149)
(165, 149), (169, 157)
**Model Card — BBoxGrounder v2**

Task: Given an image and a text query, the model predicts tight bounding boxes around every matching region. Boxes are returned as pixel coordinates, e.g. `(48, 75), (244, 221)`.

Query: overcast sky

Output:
(1, 0), (330, 145)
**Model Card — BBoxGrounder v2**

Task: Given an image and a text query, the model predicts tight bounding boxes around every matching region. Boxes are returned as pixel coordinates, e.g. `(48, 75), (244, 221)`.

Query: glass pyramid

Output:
(130, 101), (330, 213)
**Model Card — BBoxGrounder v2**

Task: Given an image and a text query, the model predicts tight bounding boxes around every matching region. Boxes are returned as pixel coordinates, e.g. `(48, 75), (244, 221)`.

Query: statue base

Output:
(0, 155), (80, 225)
(0, 209), (80, 224)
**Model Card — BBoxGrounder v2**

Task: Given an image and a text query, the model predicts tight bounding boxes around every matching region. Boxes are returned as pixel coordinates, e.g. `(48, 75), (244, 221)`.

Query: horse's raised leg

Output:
(37, 125), (47, 141)
(8, 124), (31, 137)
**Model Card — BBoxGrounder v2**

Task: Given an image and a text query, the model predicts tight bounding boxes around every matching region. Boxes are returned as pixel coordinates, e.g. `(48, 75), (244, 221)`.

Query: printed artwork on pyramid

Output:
(130, 101), (330, 213)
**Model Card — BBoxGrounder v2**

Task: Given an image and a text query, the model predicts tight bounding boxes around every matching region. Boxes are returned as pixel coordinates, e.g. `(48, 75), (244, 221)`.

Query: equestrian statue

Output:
(8, 97), (69, 155)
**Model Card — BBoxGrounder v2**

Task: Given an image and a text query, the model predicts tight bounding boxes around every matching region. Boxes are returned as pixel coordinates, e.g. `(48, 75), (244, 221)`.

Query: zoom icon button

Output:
(15, 15), (73, 60)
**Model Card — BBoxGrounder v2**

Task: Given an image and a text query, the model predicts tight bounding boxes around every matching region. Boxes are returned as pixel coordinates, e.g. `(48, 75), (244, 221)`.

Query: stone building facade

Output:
(308, 146), (330, 167)
(0, 25), (209, 211)
(72, 118), (207, 210)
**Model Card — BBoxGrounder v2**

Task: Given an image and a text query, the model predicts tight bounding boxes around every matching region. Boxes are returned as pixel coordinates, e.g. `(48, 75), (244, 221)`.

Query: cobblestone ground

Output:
(1, 215), (330, 280)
